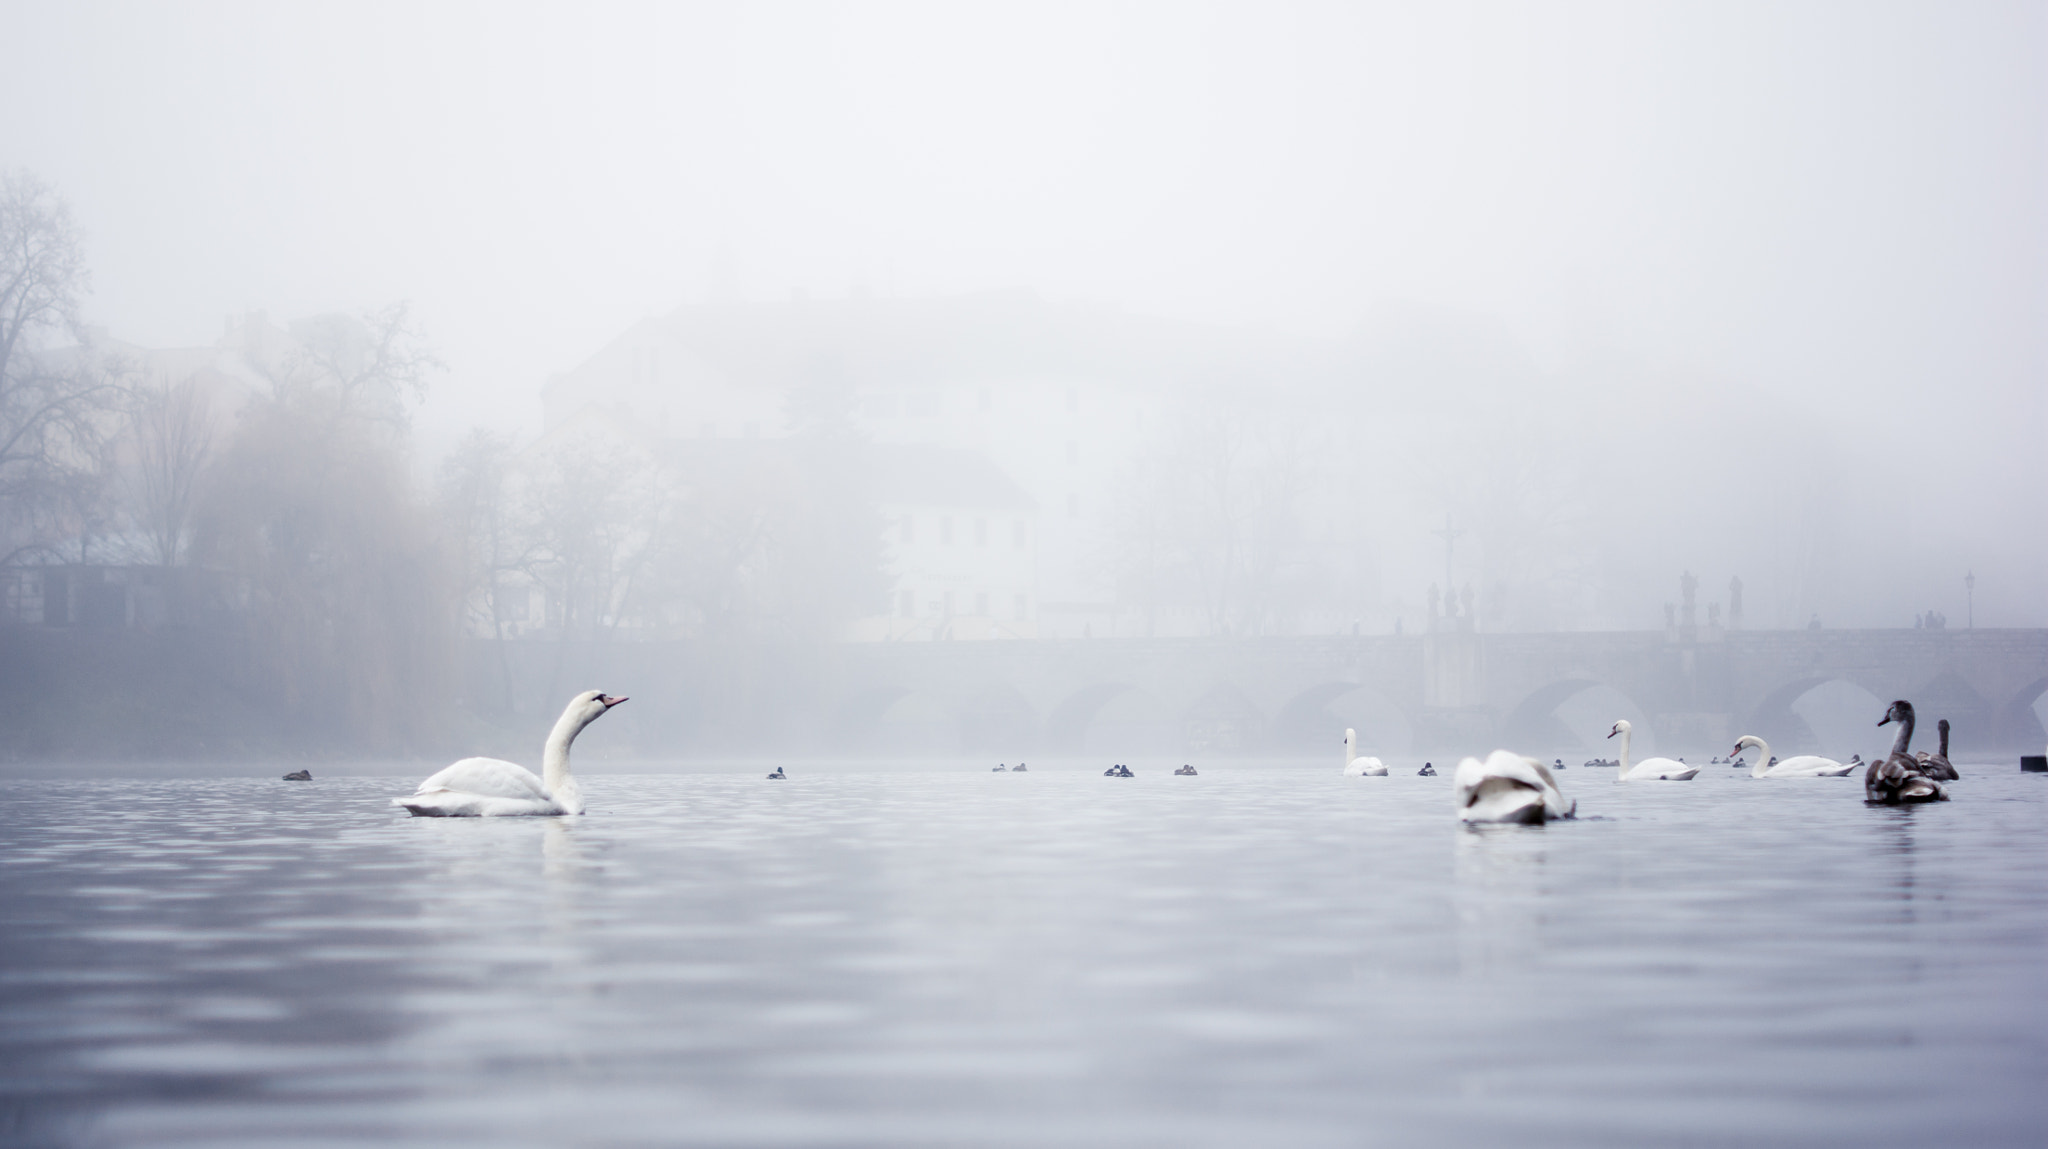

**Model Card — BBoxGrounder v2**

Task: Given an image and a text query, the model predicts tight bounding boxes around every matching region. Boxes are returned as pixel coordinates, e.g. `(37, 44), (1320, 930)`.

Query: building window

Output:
(940, 517), (953, 545)
(899, 516), (915, 544)
(1013, 520), (1027, 549)
(1014, 593), (1029, 621)
(1065, 441), (1078, 464)
(1067, 494), (1079, 518)
(899, 590), (915, 617)
(974, 518), (987, 547)
(1065, 387), (1078, 413)
(975, 592), (989, 618)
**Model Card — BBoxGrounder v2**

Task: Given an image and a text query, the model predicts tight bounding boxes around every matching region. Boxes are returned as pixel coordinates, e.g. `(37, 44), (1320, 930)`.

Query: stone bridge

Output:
(807, 628), (2048, 760)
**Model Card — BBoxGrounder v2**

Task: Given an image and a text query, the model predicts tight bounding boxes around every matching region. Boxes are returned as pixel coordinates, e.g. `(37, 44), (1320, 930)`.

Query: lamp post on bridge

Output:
(1965, 570), (1974, 629)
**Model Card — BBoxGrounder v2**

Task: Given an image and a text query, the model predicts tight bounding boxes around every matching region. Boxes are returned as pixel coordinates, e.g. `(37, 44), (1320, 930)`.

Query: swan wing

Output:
(1624, 756), (1696, 781)
(413, 757), (549, 800)
(1764, 755), (1850, 777)
(1455, 751), (1571, 822)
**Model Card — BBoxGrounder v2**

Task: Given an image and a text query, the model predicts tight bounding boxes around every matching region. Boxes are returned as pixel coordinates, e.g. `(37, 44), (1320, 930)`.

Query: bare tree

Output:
(125, 375), (216, 565)
(438, 428), (525, 712)
(0, 170), (118, 567)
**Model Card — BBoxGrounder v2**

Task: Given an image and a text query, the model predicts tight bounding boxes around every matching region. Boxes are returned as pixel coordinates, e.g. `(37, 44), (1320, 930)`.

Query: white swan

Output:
(1607, 719), (1698, 781)
(1342, 728), (1387, 775)
(393, 691), (626, 817)
(1455, 750), (1576, 823)
(1730, 734), (1855, 778)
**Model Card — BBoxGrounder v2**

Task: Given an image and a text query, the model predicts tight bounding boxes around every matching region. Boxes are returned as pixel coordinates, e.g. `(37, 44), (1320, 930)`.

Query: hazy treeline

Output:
(0, 172), (882, 756)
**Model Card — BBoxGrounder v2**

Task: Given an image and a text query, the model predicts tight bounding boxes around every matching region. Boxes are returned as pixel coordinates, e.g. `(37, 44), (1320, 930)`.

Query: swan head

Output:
(569, 690), (629, 729)
(1879, 700), (1913, 727)
(1732, 734), (1763, 756)
(1344, 727), (1356, 745)
(1607, 719), (1632, 739)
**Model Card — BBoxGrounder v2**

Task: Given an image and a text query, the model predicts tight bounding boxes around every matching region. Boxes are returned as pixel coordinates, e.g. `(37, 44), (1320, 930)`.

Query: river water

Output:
(1, 763), (2042, 1147)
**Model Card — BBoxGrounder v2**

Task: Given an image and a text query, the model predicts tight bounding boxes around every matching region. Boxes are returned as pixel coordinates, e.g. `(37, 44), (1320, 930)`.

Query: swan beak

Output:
(1606, 728), (1618, 739)
(601, 695), (628, 708)
(1877, 715), (1890, 726)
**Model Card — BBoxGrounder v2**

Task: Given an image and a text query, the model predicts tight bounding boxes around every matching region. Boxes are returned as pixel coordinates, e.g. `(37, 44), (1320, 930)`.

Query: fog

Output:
(1, 1), (2043, 760)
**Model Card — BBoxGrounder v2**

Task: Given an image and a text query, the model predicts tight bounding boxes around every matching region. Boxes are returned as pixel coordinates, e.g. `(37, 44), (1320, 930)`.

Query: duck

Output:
(1729, 735), (1856, 778)
(1012, 762), (1028, 772)
(1343, 728), (1388, 776)
(991, 763), (1008, 772)
(1915, 718), (1960, 781)
(393, 691), (625, 817)
(1418, 762), (1437, 776)
(1103, 763), (1134, 778)
(1867, 700), (1949, 804)
(1175, 764), (1198, 775)
(282, 769), (312, 781)
(1607, 720), (1699, 781)
(767, 765), (787, 779)
(1454, 750), (1576, 824)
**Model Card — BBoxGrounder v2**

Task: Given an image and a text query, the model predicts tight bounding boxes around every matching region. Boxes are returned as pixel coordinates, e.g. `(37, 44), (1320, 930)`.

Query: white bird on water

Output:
(1455, 750), (1576, 824)
(393, 691), (626, 817)
(1343, 728), (1387, 775)
(1607, 720), (1699, 781)
(1729, 734), (1855, 778)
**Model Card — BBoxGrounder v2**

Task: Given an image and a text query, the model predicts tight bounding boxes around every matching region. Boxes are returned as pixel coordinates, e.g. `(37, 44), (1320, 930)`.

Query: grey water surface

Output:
(1, 765), (2042, 1147)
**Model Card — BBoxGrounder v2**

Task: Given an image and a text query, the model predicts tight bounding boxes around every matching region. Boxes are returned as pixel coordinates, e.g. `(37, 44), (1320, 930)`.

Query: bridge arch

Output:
(1502, 679), (1656, 757)
(1182, 682), (1265, 755)
(1044, 683), (1175, 756)
(834, 686), (961, 753)
(1270, 681), (1412, 753)
(1999, 676), (2048, 750)
(1744, 677), (1888, 758)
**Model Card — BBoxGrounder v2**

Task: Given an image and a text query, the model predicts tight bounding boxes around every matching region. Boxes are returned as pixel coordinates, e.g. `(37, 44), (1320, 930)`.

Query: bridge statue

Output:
(1458, 583), (1476, 631)
(1729, 576), (1744, 628)
(1680, 571), (1698, 628)
(1427, 582), (1441, 624)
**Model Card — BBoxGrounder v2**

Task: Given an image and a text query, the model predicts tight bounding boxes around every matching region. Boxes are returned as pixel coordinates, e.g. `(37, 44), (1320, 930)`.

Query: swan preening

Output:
(1343, 728), (1388, 776)
(1866, 700), (1950, 804)
(1730, 735), (1856, 778)
(393, 691), (626, 817)
(1455, 751), (1576, 824)
(1607, 720), (1699, 781)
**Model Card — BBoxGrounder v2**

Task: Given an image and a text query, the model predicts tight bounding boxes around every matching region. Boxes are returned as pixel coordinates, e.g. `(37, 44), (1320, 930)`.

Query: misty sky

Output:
(3, 1), (2043, 623)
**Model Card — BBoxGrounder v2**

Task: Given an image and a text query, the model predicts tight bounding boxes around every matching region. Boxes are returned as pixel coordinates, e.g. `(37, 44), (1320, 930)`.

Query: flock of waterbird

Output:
(386, 690), (1960, 825)
(1448, 698), (1956, 824)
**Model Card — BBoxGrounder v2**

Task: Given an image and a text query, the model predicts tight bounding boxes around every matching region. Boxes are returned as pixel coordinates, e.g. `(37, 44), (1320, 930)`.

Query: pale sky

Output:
(4, 2), (2042, 567)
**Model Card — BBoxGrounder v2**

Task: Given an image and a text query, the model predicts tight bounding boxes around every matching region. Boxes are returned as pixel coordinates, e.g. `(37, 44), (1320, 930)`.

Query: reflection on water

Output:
(0, 769), (2042, 1147)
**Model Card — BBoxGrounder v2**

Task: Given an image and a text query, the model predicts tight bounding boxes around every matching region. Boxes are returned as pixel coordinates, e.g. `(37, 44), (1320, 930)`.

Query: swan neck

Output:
(543, 708), (587, 793)
(1749, 738), (1771, 778)
(1938, 722), (1949, 757)
(1616, 726), (1632, 780)
(1888, 711), (1915, 758)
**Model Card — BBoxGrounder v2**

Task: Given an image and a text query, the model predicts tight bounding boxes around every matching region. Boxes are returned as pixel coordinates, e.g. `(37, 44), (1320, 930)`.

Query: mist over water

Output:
(1, 4), (2044, 1146)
